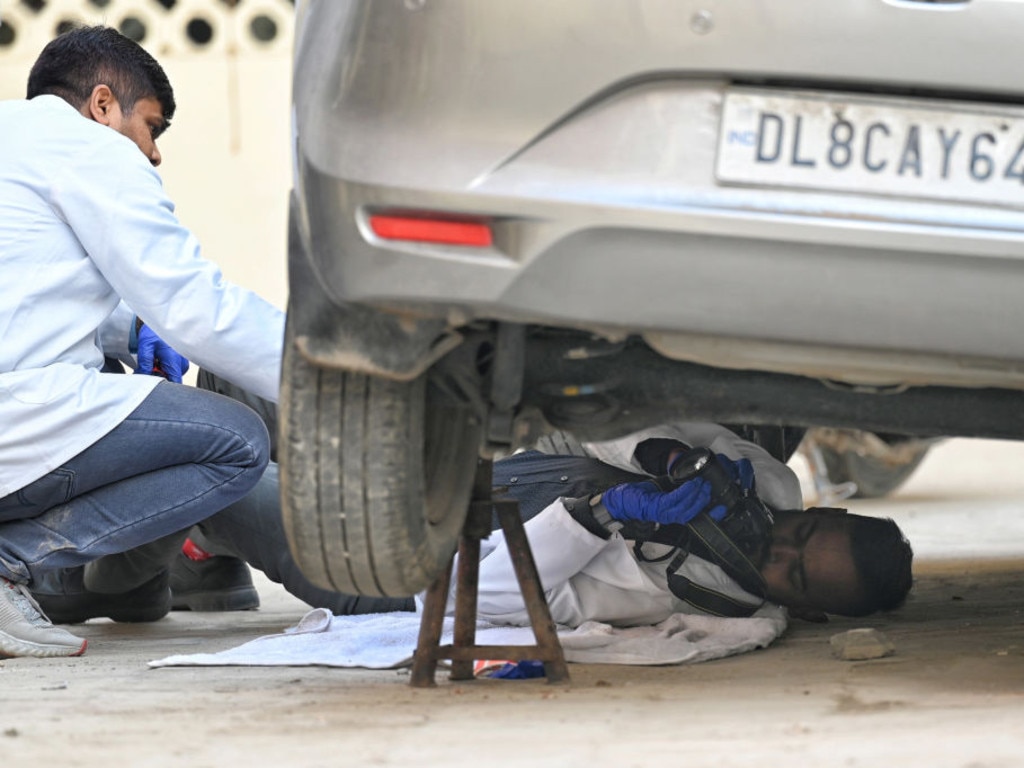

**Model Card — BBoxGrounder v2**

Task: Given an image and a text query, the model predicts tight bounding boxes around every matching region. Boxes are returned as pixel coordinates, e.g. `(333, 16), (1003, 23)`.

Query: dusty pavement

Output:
(4, 439), (1024, 768)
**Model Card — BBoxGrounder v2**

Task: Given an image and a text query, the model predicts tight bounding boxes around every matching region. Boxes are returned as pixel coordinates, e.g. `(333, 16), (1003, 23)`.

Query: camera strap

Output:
(662, 513), (767, 618)
(666, 570), (764, 618)
(687, 513), (767, 598)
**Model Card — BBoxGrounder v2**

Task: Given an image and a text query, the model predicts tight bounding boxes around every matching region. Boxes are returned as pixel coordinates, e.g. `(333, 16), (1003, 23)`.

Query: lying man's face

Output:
(759, 508), (863, 618)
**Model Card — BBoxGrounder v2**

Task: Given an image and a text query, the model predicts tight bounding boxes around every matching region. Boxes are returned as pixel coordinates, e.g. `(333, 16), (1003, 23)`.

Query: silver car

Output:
(282, 0), (1024, 596)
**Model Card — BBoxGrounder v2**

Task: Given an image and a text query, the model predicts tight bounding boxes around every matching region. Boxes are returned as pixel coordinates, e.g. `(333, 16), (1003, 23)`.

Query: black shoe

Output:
(170, 553), (260, 612)
(31, 567), (171, 624)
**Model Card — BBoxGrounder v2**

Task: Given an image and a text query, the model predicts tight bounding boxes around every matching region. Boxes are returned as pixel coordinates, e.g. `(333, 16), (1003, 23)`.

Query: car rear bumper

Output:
(293, 0), (1024, 390)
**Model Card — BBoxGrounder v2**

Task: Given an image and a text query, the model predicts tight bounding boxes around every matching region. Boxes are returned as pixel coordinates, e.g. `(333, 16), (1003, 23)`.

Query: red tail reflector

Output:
(369, 215), (493, 247)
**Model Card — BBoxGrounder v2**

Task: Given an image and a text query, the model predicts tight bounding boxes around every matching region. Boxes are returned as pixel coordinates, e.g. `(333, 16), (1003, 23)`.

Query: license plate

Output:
(715, 88), (1024, 210)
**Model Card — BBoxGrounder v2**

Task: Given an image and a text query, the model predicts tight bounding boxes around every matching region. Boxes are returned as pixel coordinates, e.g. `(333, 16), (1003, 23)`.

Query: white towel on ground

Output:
(149, 607), (787, 669)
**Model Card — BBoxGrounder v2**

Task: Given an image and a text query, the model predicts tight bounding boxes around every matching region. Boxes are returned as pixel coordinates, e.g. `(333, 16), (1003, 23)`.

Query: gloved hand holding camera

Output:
(565, 447), (771, 554)
(601, 477), (726, 526)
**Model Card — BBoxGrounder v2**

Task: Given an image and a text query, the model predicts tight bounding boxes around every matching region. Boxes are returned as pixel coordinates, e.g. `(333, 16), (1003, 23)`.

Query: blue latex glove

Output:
(714, 454), (756, 491)
(480, 660), (547, 680)
(136, 324), (190, 383)
(602, 477), (725, 525)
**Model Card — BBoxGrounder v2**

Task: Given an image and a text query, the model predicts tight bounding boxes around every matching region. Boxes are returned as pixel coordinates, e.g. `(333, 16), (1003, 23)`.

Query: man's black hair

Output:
(26, 25), (175, 125)
(845, 515), (914, 616)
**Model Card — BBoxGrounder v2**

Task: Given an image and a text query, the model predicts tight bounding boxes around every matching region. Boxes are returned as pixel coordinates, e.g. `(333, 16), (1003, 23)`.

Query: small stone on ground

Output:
(830, 627), (896, 661)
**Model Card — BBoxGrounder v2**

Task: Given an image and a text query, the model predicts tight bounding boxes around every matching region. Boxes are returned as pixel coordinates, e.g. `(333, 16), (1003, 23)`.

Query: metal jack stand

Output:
(409, 460), (570, 688)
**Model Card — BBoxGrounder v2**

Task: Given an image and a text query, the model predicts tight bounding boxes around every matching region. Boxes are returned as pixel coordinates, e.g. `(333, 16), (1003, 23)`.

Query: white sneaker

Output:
(0, 577), (87, 658)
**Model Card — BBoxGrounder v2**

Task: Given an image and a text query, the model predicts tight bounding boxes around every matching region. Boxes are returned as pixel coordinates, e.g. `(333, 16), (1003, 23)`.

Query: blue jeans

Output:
(197, 463), (415, 614)
(0, 381), (270, 584)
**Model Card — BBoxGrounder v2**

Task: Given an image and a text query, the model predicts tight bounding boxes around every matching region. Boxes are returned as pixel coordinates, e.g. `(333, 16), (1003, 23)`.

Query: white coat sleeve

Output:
(52, 134), (284, 402)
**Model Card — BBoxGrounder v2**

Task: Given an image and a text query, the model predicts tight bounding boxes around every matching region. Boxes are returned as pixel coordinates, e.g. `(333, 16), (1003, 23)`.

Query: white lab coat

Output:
(446, 423), (800, 627)
(0, 96), (284, 497)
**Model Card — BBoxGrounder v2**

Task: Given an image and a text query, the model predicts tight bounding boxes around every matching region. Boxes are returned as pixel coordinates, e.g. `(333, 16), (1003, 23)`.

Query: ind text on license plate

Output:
(715, 89), (1024, 209)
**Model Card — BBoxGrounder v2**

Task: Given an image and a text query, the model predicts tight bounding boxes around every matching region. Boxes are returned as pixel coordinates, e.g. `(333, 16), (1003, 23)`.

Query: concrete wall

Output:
(0, 0), (295, 310)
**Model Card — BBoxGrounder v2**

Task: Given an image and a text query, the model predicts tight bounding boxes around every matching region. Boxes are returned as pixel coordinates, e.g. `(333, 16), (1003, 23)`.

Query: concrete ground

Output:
(3, 438), (1024, 768)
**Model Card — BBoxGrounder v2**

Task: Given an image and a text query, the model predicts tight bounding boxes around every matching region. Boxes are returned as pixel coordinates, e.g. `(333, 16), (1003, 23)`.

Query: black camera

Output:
(667, 446), (744, 513)
(665, 447), (774, 574)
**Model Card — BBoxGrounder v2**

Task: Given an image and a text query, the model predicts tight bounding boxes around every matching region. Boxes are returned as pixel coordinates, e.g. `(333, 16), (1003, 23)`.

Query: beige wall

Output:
(0, 0), (295, 310)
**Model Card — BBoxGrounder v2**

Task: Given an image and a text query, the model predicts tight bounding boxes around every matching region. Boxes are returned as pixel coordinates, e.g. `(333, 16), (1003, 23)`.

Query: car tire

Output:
(815, 432), (931, 499)
(278, 310), (482, 597)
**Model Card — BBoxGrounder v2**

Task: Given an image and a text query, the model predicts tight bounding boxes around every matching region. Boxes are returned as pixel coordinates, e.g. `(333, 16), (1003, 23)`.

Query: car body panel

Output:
(290, 0), (1024, 433)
